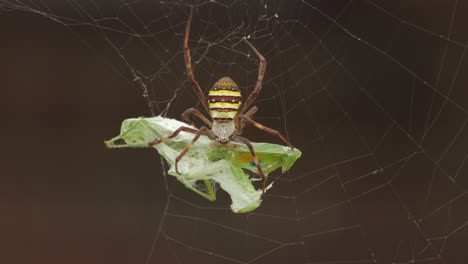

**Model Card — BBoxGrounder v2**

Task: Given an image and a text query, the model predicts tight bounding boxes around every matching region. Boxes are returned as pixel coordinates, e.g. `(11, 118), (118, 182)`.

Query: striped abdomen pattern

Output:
(208, 77), (242, 121)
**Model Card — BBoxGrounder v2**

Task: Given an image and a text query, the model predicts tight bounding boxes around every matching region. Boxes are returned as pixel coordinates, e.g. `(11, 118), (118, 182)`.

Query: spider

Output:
(148, 13), (293, 193)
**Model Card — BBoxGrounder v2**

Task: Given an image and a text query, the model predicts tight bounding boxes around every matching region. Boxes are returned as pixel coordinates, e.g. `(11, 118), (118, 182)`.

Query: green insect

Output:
(105, 116), (301, 213)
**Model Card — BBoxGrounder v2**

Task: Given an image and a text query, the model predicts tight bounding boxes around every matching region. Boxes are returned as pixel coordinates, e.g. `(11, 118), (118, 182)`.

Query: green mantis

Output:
(105, 116), (301, 213)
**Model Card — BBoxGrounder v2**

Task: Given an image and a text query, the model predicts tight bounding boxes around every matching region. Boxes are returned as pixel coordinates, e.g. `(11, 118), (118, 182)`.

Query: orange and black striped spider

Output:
(148, 13), (293, 193)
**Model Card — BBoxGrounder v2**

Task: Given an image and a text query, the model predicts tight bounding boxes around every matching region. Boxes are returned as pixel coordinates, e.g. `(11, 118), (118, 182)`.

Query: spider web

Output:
(2, 0), (468, 263)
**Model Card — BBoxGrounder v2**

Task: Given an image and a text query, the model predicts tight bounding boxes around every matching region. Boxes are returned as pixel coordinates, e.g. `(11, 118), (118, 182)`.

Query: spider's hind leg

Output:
(148, 126), (198, 147)
(238, 114), (294, 149)
(175, 126), (211, 174)
(231, 135), (267, 193)
(148, 125), (213, 174)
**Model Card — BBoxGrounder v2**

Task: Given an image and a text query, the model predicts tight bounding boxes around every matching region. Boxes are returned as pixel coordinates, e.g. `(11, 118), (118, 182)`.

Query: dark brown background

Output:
(1, 1), (468, 263)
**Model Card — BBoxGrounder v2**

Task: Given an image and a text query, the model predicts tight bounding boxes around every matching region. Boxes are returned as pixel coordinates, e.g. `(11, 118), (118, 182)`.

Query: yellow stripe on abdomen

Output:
(208, 90), (241, 97)
(209, 102), (240, 109)
(211, 110), (237, 119)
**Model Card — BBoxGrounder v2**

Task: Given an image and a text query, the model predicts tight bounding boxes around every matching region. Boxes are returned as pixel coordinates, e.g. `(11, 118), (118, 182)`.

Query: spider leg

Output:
(148, 125), (211, 174)
(236, 106), (258, 135)
(238, 39), (266, 115)
(238, 114), (294, 149)
(175, 126), (209, 174)
(148, 126), (199, 147)
(231, 135), (267, 194)
(182, 107), (213, 128)
(184, 12), (210, 114)
(245, 106), (258, 118)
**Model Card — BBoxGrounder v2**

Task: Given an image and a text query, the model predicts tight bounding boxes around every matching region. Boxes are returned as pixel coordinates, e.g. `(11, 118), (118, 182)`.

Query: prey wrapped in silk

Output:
(105, 116), (301, 213)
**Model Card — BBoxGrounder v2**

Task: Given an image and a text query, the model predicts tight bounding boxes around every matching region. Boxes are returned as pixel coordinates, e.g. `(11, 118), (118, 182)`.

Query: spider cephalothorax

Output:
(148, 12), (293, 193)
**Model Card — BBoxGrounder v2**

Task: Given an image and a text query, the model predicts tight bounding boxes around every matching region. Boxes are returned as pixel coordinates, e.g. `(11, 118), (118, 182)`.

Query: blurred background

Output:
(1, 0), (468, 263)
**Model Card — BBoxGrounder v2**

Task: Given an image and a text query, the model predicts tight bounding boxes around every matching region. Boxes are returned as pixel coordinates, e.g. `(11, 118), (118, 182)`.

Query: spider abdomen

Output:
(208, 77), (241, 120)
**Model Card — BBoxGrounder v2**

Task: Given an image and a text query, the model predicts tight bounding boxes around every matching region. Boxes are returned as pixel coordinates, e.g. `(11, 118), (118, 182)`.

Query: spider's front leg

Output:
(184, 13), (211, 114)
(238, 39), (266, 115)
